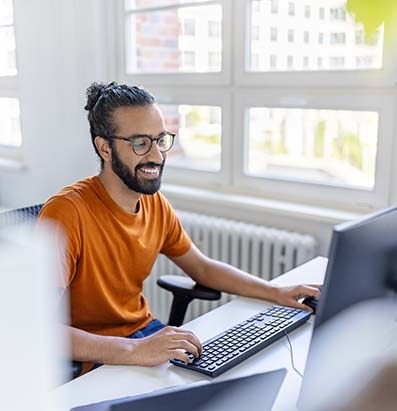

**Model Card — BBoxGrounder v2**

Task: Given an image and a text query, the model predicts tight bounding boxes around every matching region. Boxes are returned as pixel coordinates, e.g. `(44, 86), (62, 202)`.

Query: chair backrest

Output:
(0, 204), (43, 228)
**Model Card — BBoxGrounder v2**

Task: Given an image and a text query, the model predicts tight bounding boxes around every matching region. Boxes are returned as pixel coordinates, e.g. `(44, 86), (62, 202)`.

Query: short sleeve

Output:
(37, 196), (81, 288)
(158, 193), (192, 257)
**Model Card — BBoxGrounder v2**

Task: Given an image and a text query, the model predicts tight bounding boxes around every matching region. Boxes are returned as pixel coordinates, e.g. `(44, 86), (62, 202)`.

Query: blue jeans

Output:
(91, 319), (165, 371)
(128, 319), (165, 339)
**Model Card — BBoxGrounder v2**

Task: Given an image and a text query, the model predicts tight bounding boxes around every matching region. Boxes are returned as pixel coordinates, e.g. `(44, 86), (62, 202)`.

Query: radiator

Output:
(144, 210), (318, 324)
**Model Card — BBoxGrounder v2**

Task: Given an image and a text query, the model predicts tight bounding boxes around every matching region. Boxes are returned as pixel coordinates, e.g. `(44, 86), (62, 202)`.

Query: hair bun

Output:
(84, 82), (108, 111)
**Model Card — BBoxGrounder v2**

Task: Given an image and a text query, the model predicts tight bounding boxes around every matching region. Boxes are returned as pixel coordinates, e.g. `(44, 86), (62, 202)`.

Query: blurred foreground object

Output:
(0, 222), (67, 411)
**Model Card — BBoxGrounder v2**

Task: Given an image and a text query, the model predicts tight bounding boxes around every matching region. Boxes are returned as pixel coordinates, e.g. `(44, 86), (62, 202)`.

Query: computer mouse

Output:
(302, 296), (319, 314)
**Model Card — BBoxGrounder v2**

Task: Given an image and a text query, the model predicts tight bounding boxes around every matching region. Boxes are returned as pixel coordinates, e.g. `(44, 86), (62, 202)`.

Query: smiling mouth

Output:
(138, 166), (160, 179)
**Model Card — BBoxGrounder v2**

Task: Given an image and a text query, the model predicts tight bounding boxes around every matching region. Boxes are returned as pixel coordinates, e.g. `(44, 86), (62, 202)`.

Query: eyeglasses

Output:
(107, 131), (175, 156)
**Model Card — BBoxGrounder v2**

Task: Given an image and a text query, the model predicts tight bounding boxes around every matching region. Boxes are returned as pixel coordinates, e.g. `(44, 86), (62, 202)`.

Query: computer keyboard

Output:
(171, 305), (311, 378)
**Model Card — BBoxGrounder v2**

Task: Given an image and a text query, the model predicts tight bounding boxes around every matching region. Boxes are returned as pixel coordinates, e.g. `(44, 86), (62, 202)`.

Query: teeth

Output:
(140, 167), (158, 174)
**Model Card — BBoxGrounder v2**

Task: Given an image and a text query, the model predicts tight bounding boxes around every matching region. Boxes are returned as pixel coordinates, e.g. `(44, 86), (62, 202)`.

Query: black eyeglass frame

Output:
(106, 131), (176, 156)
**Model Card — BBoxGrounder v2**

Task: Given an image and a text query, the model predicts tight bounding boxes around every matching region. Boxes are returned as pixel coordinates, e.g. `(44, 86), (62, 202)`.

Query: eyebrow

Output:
(127, 131), (168, 139)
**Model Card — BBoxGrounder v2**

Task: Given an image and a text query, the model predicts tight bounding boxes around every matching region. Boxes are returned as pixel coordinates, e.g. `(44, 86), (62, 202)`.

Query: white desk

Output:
(54, 256), (327, 411)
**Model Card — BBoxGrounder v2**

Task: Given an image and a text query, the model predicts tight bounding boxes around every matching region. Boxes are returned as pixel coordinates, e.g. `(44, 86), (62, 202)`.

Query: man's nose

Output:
(146, 141), (164, 163)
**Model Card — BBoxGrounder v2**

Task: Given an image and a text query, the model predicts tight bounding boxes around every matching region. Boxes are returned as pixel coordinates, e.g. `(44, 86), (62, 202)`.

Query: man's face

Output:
(109, 104), (166, 195)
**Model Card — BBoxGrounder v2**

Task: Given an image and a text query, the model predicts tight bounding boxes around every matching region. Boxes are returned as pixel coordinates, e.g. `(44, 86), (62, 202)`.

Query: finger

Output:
(170, 339), (200, 358)
(297, 285), (321, 299)
(169, 349), (192, 364)
(307, 284), (323, 290)
(173, 329), (203, 354)
(288, 299), (313, 311)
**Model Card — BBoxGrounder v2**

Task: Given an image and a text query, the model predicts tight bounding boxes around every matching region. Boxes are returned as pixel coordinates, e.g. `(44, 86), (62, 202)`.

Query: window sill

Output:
(0, 157), (26, 172)
(161, 183), (364, 225)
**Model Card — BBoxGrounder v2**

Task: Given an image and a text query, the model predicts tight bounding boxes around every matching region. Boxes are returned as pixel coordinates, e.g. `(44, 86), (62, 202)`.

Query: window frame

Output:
(116, 0), (232, 87)
(0, 0), (22, 160)
(232, 89), (395, 211)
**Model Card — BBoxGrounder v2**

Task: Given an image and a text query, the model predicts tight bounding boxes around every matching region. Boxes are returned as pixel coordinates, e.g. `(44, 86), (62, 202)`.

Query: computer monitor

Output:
(299, 207), (397, 410)
(314, 206), (397, 329)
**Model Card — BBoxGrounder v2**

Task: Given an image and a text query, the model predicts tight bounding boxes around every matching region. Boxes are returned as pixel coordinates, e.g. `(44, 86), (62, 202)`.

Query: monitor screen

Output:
(299, 207), (397, 410)
(314, 206), (397, 329)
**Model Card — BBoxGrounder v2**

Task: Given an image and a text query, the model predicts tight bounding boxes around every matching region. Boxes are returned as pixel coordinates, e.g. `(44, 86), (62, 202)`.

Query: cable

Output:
(283, 330), (304, 379)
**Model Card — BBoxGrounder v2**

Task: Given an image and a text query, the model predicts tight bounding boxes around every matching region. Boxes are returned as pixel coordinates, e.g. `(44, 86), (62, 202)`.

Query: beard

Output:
(111, 146), (164, 195)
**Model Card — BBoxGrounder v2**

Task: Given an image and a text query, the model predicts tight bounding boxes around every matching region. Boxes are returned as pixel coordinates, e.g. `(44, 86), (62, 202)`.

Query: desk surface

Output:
(53, 256), (327, 411)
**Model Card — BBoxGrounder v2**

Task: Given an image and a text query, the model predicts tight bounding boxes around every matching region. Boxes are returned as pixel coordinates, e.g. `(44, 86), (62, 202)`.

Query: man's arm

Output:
(171, 244), (320, 310)
(67, 324), (202, 366)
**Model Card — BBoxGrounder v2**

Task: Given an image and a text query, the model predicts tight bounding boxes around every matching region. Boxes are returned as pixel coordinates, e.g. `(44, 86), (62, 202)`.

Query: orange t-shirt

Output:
(38, 176), (191, 337)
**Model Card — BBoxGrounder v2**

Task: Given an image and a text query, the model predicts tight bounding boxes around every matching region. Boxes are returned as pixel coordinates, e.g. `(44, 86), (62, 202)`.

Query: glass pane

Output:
(249, 0), (383, 72)
(0, 98), (22, 147)
(125, 0), (208, 10)
(0, 0), (14, 26)
(160, 104), (221, 171)
(247, 107), (379, 189)
(125, 5), (222, 73)
(0, 26), (17, 75)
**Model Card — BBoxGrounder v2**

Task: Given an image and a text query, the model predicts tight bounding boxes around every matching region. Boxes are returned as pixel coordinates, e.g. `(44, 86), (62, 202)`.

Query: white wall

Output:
(0, 0), (112, 206)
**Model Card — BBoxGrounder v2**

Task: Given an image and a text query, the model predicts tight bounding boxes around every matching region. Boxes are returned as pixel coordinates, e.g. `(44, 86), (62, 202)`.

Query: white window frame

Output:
(115, 0), (232, 87)
(0, 1), (22, 165)
(232, 90), (395, 211)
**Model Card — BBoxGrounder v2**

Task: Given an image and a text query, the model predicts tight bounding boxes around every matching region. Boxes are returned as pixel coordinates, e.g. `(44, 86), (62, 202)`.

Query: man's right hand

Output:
(129, 326), (203, 366)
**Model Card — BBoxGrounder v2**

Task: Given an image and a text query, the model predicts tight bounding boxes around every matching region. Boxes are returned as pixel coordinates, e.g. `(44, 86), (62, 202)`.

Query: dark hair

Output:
(84, 81), (156, 167)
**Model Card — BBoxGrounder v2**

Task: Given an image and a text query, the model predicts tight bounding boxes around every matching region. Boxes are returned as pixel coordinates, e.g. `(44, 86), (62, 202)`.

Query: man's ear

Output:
(94, 136), (112, 163)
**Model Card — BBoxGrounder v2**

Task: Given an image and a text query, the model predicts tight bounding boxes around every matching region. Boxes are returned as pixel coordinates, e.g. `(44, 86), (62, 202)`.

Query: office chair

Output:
(0, 203), (221, 377)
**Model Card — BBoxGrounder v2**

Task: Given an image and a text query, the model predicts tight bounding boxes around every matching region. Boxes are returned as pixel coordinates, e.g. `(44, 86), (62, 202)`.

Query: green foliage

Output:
(347, 0), (397, 43)
(332, 132), (363, 170)
(195, 133), (219, 145)
(314, 121), (325, 158)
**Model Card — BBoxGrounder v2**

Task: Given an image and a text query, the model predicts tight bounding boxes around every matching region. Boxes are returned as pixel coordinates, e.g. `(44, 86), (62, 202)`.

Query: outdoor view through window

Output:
(0, 0), (21, 148)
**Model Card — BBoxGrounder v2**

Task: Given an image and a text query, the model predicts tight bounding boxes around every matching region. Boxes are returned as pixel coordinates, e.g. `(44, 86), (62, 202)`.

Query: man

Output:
(39, 82), (320, 370)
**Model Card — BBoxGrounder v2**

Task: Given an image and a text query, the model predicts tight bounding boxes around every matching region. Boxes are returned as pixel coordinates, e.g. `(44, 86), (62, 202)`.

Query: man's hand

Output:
(272, 284), (321, 311)
(129, 326), (202, 366)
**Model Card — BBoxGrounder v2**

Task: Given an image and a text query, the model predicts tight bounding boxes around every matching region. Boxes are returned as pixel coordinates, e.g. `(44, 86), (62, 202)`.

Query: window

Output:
(248, 1), (383, 72)
(330, 7), (346, 21)
(208, 20), (221, 38)
(330, 32), (346, 45)
(270, 27), (277, 42)
(251, 25), (260, 41)
(0, 0), (21, 149)
(246, 107), (379, 190)
(330, 56), (345, 68)
(161, 104), (222, 171)
(183, 18), (195, 36)
(124, 1), (222, 73)
(355, 30), (365, 45)
(119, 0), (397, 212)
(271, 0), (278, 14)
(270, 55), (277, 69)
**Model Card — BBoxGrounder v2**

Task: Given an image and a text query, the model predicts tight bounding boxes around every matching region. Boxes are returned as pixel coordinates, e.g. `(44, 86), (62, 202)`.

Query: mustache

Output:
(135, 161), (165, 171)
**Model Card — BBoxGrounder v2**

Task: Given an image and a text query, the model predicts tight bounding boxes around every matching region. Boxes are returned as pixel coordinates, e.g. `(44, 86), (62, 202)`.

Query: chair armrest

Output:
(157, 275), (221, 301)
